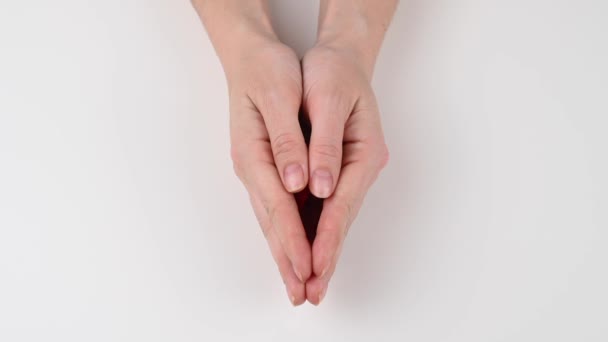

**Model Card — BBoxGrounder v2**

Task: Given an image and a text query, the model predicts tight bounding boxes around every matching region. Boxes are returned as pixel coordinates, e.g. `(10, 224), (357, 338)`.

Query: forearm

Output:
(317, 0), (398, 78)
(191, 0), (278, 71)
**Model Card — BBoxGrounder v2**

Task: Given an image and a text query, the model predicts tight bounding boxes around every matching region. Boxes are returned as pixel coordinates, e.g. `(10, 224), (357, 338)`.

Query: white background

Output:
(1, 1), (607, 341)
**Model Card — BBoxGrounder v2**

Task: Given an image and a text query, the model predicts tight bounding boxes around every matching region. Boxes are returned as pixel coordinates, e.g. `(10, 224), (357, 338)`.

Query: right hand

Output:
(226, 37), (311, 305)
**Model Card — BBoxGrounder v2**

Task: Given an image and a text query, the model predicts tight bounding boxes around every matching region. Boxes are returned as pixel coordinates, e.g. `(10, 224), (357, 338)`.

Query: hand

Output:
(192, 0), (396, 306)
(301, 44), (389, 304)
(228, 37), (312, 305)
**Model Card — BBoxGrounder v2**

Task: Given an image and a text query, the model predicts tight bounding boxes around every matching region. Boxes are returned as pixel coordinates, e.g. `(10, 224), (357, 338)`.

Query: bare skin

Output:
(191, 0), (397, 306)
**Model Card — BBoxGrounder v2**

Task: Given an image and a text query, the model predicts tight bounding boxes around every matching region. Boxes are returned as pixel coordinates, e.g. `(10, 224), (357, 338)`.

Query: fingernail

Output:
(294, 268), (305, 283)
(290, 295), (297, 306)
(312, 169), (333, 198)
(320, 265), (330, 279)
(284, 164), (305, 192)
(286, 286), (297, 306)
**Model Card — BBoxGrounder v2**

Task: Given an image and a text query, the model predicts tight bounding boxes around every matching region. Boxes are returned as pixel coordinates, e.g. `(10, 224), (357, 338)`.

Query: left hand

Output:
(301, 44), (389, 304)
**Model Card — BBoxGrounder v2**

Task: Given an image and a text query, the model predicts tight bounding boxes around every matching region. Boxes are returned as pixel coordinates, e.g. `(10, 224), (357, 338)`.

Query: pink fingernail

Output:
(284, 164), (305, 192)
(312, 169), (333, 198)
(290, 295), (297, 306)
(294, 268), (305, 283)
(320, 265), (330, 278)
(285, 285), (297, 306)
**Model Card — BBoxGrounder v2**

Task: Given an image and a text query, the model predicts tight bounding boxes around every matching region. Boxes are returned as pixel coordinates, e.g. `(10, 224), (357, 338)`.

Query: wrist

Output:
(314, 34), (376, 82)
(216, 28), (280, 73)
(192, 0), (280, 70)
(316, 0), (397, 79)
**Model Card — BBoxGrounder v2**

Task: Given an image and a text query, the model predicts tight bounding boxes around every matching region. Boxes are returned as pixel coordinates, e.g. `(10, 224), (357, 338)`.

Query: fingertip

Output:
(312, 248), (331, 280)
(294, 268), (305, 283)
(294, 257), (312, 283)
(291, 235), (313, 283)
(286, 282), (306, 306)
(305, 276), (328, 306)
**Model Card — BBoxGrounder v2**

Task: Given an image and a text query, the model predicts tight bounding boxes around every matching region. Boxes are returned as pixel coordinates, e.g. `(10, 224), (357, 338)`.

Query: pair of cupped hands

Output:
(227, 36), (388, 306)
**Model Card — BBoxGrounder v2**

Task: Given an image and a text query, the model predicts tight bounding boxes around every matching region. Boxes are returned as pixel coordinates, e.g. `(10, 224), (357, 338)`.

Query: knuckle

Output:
(251, 204), (272, 238)
(311, 141), (341, 162)
(331, 200), (356, 237)
(308, 93), (352, 121)
(378, 143), (390, 170)
(258, 89), (299, 117)
(364, 140), (389, 171)
(271, 133), (301, 161)
(264, 200), (279, 223)
(266, 200), (289, 228)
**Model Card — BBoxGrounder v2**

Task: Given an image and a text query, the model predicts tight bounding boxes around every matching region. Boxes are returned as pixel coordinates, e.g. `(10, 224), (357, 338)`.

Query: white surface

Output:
(1, 1), (607, 341)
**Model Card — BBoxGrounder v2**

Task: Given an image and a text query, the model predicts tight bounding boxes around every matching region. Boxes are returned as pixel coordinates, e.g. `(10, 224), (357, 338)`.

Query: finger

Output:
(231, 103), (312, 283)
(250, 194), (306, 306)
(310, 110), (389, 299)
(310, 193), (353, 283)
(305, 162), (374, 305)
(305, 248), (339, 305)
(306, 95), (350, 198)
(305, 263), (335, 305)
(258, 92), (309, 193)
(233, 141), (312, 283)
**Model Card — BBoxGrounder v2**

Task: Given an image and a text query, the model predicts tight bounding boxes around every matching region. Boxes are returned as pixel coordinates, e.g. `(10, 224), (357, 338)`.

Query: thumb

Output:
(259, 95), (309, 193)
(307, 98), (349, 198)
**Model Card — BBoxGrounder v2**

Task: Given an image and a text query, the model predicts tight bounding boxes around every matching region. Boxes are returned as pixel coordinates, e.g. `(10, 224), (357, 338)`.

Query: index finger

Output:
(308, 115), (389, 303)
(249, 159), (312, 283)
(231, 110), (312, 283)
